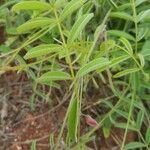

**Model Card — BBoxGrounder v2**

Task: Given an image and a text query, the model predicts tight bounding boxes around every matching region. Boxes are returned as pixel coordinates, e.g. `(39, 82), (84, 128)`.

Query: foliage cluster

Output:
(0, 0), (150, 149)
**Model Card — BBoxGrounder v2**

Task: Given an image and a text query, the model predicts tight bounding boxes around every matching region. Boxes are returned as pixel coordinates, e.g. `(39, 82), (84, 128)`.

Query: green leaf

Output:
(60, 0), (85, 21)
(31, 140), (36, 150)
(100, 40), (116, 53)
(135, 0), (147, 6)
(110, 12), (134, 21)
(76, 57), (110, 78)
(115, 123), (137, 131)
(12, 1), (50, 12)
(137, 9), (150, 22)
(17, 18), (56, 34)
(0, 45), (11, 53)
(141, 40), (150, 61)
(130, 72), (141, 92)
(40, 82), (60, 89)
(119, 37), (133, 54)
(37, 71), (71, 82)
(68, 13), (93, 43)
(118, 3), (132, 11)
(142, 94), (150, 101)
(137, 27), (148, 41)
(113, 68), (140, 78)
(102, 118), (111, 138)
(96, 40), (115, 58)
(110, 55), (130, 67)
(124, 142), (146, 150)
(145, 126), (150, 145)
(108, 0), (118, 9)
(102, 127), (110, 138)
(136, 110), (145, 129)
(24, 44), (62, 59)
(68, 99), (79, 141)
(107, 30), (135, 41)
(138, 53), (145, 67)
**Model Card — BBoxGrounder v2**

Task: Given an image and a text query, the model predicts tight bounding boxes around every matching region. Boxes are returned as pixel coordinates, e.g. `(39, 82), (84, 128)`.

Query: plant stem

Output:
(131, 0), (138, 54)
(53, 7), (75, 78)
(120, 90), (135, 150)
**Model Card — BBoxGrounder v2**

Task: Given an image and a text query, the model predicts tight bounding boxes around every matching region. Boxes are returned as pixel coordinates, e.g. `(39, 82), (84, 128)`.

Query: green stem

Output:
(131, 0), (138, 54)
(120, 90), (135, 150)
(86, 9), (111, 62)
(53, 7), (75, 78)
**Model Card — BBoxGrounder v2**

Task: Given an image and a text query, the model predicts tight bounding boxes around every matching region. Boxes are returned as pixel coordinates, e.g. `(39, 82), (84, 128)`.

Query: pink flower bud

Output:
(85, 115), (98, 127)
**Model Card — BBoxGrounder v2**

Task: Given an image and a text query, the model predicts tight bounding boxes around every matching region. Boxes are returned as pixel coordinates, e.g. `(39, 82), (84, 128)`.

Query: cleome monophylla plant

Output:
(0, 0), (150, 149)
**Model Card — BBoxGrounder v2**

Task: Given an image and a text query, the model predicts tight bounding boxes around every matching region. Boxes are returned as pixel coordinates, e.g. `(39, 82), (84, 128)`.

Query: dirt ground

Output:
(0, 72), (62, 150)
(0, 72), (137, 150)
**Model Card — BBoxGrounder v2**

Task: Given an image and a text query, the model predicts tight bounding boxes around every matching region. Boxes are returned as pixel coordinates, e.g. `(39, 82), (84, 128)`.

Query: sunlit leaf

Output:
(17, 18), (56, 34)
(110, 55), (130, 67)
(37, 71), (71, 82)
(68, 99), (79, 141)
(12, 1), (50, 12)
(113, 68), (140, 78)
(76, 57), (110, 78)
(137, 9), (150, 22)
(119, 37), (133, 54)
(107, 30), (135, 41)
(100, 40), (116, 52)
(68, 13), (93, 43)
(24, 44), (62, 59)
(110, 12), (134, 21)
(60, 0), (86, 21)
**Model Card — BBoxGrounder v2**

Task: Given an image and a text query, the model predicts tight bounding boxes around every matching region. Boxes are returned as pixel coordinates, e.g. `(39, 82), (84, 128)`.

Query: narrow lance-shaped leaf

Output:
(113, 68), (140, 78)
(24, 44), (62, 59)
(76, 57), (110, 78)
(107, 30), (135, 41)
(138, 53), (145, 67)
(137, 27), (148, 41)
(68, 13), (93, 43)
(137, 9), (150, 22)
(31, 140), (36, 150)
(145, 126), (150, 145)
(141, 40), (150, 61)
(17, 18), (56, 34)
(12, 1), (50, 12)
(68, 99), (79, 141)
(117, 3), (132, 11)
(110, 55), (130, 67)
(60, 0), (86, 21)
(135, 0), (147, 6)
(136, 110), (145, 129)
(119, 37), (133, 54)
(115, 123), (137, 131)
(110, 12), (134, 22)
(36, 71), (71, 83)
(124, 142), (146, 150)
